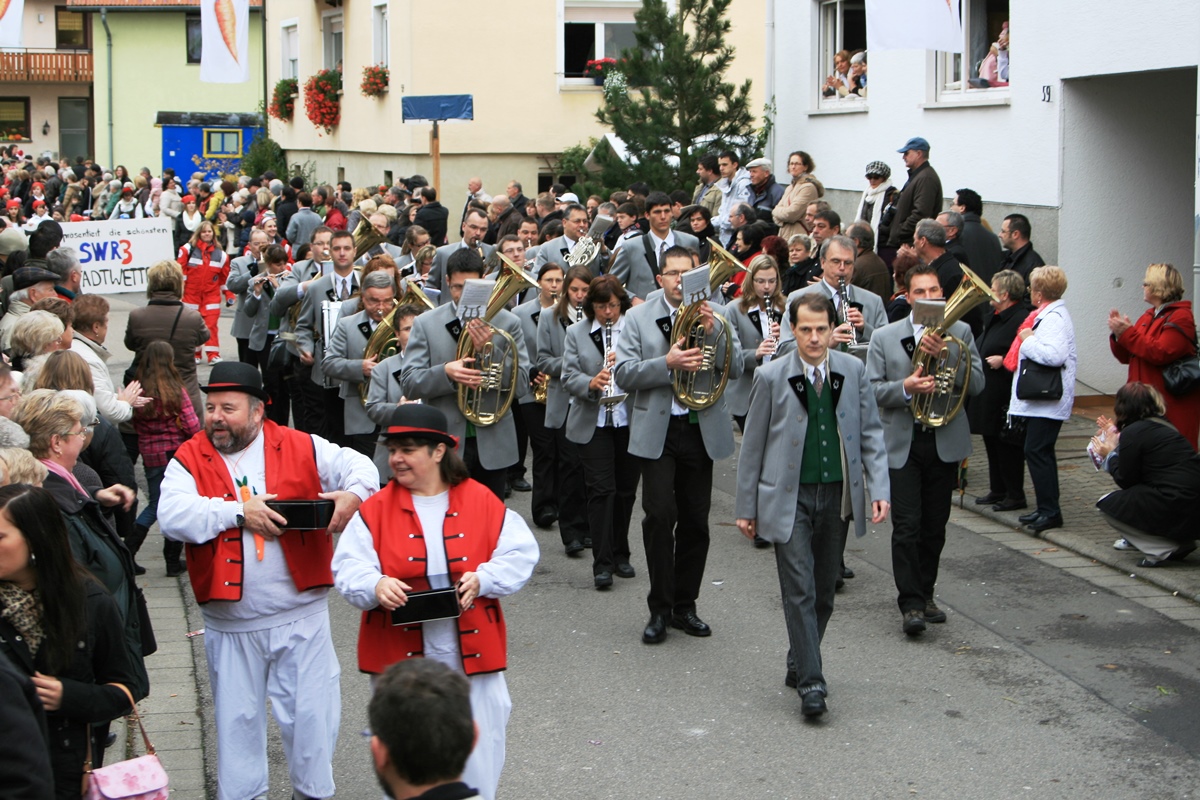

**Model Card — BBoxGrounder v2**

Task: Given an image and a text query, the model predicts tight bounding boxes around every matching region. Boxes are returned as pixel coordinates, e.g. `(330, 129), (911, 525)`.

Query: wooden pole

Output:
(431, 119), (441, 196)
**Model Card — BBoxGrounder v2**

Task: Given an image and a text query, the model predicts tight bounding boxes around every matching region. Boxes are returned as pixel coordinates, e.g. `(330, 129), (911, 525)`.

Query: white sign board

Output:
(59, 218), (176, 295)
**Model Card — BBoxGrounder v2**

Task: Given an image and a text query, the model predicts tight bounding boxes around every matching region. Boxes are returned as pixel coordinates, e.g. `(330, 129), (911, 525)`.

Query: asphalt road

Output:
(99, 293), (1200, 800)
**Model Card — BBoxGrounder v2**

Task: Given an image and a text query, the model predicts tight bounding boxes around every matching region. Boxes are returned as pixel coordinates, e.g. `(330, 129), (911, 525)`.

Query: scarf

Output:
(41, 457), (89, 499)
(856, 182), (893, 236)
(0, 581), (44, 656)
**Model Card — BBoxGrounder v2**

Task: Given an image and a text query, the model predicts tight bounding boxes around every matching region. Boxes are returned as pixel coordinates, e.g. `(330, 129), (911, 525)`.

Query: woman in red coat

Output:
(1109, 262), (1200, 449)
(177, 220), (230, 364)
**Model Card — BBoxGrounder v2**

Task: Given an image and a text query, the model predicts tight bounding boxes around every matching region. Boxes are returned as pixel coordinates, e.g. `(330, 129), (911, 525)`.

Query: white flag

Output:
(200, 0), (249, 84)
(866, 0), (963, 53)
(0, 0), (27, 49)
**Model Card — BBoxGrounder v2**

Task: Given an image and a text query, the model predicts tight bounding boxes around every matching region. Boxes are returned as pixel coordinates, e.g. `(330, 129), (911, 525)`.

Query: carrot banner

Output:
(0, 0), (26, 49)
(200, 0), (249, 84)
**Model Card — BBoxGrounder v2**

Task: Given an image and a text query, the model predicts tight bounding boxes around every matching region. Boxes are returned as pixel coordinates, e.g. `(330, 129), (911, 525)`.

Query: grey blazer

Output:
(365, 351), (406, 483)
(512, 298), (550, 406)
(724, 300), (784, 417)
(561, 318), (628, 445)
(608, 231), (700, 301)
(866, 317), (984, 469)
(227, 254), (260, 338)
(241, 270), (294, 351)
(536, 307), (578, 428)
(268, 264), (315, 357)
(354, 241), (405, 267)
(322, 309), (378, 435)
(533, 235), (607, 277)
(296, 270), (359, 385)
(427, 242), (496, 304)
(735, 349), (890, 543)
(400, 302), (529, 470)
(777, 280), (888, 356)
(614, 295), (741, 461)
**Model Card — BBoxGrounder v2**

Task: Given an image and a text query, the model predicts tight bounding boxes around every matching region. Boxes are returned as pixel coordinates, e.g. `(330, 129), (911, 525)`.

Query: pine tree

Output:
(595, 0), (758, 191)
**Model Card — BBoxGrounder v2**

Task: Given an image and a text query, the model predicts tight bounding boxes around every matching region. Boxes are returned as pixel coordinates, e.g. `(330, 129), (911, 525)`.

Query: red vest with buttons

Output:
(355, 479), (508, 676)
(172, 420), (333, 604)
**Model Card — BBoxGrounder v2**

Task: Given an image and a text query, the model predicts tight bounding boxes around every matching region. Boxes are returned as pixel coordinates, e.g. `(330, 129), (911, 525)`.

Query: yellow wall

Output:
(91, 10), (263, 173)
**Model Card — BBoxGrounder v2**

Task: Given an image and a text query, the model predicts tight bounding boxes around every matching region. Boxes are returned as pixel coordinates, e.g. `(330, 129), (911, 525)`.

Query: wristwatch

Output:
(234, 502), (245, 528)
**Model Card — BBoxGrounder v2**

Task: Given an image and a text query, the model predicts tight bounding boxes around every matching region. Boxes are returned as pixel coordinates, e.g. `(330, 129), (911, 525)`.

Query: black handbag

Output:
(1160, 324), (1200, 395)
(1015, 359), (1063, 401)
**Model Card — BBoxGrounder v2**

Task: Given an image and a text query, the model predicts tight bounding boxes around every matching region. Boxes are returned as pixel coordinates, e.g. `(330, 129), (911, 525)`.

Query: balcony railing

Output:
(0, 49), (93, 82)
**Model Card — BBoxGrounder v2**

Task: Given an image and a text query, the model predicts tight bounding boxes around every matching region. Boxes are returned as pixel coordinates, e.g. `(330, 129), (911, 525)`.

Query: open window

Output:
(323, 12), (344, 71)
(816, 0), (866, 109)
(281, 21), (299, 79)
(935, 0), (1009, 101)
(561, 1), (639, 84)
(373, 2), (389, 68)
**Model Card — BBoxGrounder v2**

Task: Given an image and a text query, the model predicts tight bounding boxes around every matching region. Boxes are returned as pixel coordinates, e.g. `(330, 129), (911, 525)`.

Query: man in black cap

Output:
(0, 266), (61, 351)
(159, 360), (377, 800)
(887, 137), (943, 250)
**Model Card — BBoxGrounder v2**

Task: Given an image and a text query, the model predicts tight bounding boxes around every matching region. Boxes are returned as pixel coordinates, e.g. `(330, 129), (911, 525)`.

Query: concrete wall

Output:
(21, 0), (72, 49)
(1060, 68), (1197, 395)
(91, 10), (263, 174)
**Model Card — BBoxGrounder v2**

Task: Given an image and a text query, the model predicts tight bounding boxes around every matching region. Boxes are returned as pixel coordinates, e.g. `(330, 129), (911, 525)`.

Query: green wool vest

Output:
(799, 379), (843, 484)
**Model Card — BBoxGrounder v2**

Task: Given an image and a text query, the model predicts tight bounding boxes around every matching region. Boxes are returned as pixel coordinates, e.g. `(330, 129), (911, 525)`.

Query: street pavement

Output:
(96, 293), (1200, 799)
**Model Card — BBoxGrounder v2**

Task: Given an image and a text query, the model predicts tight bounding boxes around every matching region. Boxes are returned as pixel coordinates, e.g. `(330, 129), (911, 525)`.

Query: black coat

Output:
(781, 258), (821, 297)
(1000, 242), (1045, 286)
(413, 201), (449, 246)
(967, 301), (1031, 436)
(1097, 417), (1200, 541)
(959, 212), (1003, 283)
(0, 655), (53, 799)
(79, 417), (137, 495)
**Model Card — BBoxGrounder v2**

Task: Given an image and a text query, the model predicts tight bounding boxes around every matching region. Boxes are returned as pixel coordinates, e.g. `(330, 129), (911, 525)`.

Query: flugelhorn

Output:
(351, 217), (389, 261)
(669, 239), (744, 410)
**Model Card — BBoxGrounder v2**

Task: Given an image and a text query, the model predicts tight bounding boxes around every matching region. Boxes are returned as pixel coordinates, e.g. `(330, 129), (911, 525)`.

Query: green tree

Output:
(595, 0), (758, 191)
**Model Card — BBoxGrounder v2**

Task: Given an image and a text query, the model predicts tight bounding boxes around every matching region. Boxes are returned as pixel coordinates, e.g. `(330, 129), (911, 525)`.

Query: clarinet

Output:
(575, 302), (584, 323)
(764, 302), (780, 358)
(603, 320), (615, 427)
(837, 276), (859, 351)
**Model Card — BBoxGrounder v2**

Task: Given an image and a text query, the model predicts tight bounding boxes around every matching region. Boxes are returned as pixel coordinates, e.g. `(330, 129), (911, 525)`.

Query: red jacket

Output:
(1111, 300), (1200, 449)
(173, 421), (333, 603)
(178, 241), (231, 305)
(355, 479), (508, 676)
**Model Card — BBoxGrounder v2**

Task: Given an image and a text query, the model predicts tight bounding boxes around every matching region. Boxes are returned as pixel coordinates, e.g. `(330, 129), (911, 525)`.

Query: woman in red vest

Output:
(333, 405), (539, 800)
(177, 220), (230, 364)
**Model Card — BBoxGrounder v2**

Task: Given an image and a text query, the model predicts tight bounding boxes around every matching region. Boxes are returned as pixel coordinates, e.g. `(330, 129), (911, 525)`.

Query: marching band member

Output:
(726, 254), (786, 434)
(535, 265), (592, 556)
(269, 226), (333, 433)
(364, 302), (427, 484)
(354, 213), (406, 267)
(427, 208), (494, 304)
(178, 219), (231, 364)
(241, 244), (292, 425)
(228, 228), (270, 366)
(609, 192), (700, 303)
(534, 202), (606, 277)
(561, 275), (642, 588)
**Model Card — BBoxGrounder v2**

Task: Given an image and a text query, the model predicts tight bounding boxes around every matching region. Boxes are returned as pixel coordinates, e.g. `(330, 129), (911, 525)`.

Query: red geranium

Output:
(304, 69), (342, 134)
(361, 64), (389, 98)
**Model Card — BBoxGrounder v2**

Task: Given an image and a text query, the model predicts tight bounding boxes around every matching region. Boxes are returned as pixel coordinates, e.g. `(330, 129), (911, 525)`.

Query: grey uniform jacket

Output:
(724, 300), (783, 417)
(400, 302), (529, 470)
(735, 349), (890, 543)
(533, 235), (607, 277)
(536, 307), (577, 429)
(777, 280), (888, 356)
(614, 295), (742, 461)
(241, 270), (292, 352)
(512, 298), (548, 407)
(270, 259), (321, 356)
(296, 270), (359, 385)
(866, 318), (984, 469)
(365, 351), (406, 483)
(355, 241), (405, 267)
(561, 318), (627, 445)
(322, 308), (378, 435)
(608, 231), (700, 301)
(227, 254), (260, 339)
(427, 242), (496, 304)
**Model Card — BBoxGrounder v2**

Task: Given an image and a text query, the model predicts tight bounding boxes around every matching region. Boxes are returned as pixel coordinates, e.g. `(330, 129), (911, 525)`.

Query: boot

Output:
(127, 524), (149, 575)
(164, 539), (185, 577)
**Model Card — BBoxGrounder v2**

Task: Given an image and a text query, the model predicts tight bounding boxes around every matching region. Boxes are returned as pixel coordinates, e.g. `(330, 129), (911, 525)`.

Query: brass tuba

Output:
(910, 264), (996, 427)
(456, 254), (538, 426)
(669, 239), (745, 410)
(352, 217), (389, 261)
(358, 279), (437, 401)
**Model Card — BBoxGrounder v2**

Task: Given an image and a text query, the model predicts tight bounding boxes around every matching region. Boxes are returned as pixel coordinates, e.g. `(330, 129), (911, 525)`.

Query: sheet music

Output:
(912, 299), (946, 329)
(319, 260), (334, 277)
(681, 265), (711, 307)
(457, 279), (494, 322)
(588, 214), (616, 238)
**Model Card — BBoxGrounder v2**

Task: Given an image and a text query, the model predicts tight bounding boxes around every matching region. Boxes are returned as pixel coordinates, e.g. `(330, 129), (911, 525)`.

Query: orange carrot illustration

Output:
(215, 0), (238, 64)
(0, 0), (10, 21)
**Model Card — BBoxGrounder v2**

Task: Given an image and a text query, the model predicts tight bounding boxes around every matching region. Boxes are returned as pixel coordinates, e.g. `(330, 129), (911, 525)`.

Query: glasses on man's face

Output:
(660, 270), (688, 279)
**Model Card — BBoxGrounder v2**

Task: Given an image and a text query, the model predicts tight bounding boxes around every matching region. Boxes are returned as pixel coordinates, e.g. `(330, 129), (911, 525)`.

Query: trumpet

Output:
(598, 319), (627, 413)
(837, 276), (869, 357)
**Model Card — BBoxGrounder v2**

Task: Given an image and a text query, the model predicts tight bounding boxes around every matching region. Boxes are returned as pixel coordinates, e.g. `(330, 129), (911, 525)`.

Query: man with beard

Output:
(159, 361), (377, 800)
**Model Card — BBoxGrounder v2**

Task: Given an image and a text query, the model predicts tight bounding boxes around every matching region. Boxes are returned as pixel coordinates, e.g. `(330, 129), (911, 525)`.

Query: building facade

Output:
(770, 0), (1200, 394)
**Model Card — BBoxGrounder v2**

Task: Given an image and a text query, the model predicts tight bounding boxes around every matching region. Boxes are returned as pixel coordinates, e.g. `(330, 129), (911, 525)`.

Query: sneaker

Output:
(194, 355), (203, 364)
(208, 355), (223, 364)
(1113, 538), (1137, 551)
(902, 609), (927, 636)
(924, 600), (947, 623)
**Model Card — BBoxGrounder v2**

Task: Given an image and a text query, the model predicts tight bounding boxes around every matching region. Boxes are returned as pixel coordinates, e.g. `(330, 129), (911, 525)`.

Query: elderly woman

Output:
(773, 151), (824, 241)
(1108, 263), (1200, 449)
(1092, 383), (1200, 567)
(10, 390), (149, 702)
(968, 270), (1032, 511)
(11, 309), (65, 381)
(1009, 266), (1076, 534)
(332, 405), (538, 800)
(781, 233), (820, 296)
(125, 260), (211, 418)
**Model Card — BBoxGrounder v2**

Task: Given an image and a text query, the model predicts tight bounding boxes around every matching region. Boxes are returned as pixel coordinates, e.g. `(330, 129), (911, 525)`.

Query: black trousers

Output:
(236, 336), (256, 366)
(509, 400), (529, 480)
(637, 416), (713, 616)
(463, 437), (508, 501)
(983, 434), (1025, 502)
(552, 426), (589, 546)
(521, 403), (558, 522)
(258, 334), (290, 426)
(889, 428), (958, 614)
(578, 425), (641, 575)
(290, 360), (325, 435)
(321, 387), (345, 445)
(1023, 417), (1063, 517)
(346, 432), (377, 459)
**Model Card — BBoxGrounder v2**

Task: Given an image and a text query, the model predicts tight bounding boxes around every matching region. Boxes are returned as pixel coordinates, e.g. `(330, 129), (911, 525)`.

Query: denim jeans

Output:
(136, 463), (167, 529)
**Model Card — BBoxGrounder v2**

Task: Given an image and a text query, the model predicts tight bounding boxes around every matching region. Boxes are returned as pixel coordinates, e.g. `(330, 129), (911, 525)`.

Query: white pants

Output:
(205, 609), (341, 800)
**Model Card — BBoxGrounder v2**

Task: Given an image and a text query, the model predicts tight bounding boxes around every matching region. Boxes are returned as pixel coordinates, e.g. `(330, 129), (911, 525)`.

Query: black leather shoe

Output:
(564, 540), (585, 557)
(1018, 510), (1040, 525)
(924, 600), (947, 623)
(753, 534), (771, 549)
(1026, 513), (1063, 534)
(992, 499), (1028, 512)
(974, 492), (1004, 505)
(583, 537), (593, 549)
(504, 484), (513, 499)
(785, 670), (797, 689)
(614, 562), (636, 579)
(594, 571), (613, 589)
(533, 515), (557, 529)
(670, 611), (712, 637)
(133, 563), (147, 576)
(165, 560), (185, 577)
(835, 575), (845, 591)
(902, 609), (927, 636)
(800, 689), (827, 717)
(509, 478), (532, 492)
(642, 614), (668, 644)
(841, 564), (855, 579)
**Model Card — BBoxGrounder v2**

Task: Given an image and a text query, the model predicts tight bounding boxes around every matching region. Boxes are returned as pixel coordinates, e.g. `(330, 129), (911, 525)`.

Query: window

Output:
(185, 14), (202, 65)
(323, 13), (344, 71)
(56, 8), (88, 50)
(373, 2), (389, 68)
(562, 3), (639, 80)
(281, 22), (299, 79)
(0, 99), (31, 141)
(935, 0), (1009, 100)
(816, 0), (865, 108)
(204, 129), (242, 158)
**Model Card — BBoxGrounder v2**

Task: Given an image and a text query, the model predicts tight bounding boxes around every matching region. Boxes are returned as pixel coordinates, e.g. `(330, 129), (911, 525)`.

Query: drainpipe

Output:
(763, 0), (776, 161)
(1193, 67), (1200, 324)
(100, 8), (113, 168)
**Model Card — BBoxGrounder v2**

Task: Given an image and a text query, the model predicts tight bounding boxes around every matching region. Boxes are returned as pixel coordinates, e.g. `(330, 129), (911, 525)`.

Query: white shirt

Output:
(648, 230), (675, 265)
(592, 316), (629, 428)
(662, 295), (689, 416)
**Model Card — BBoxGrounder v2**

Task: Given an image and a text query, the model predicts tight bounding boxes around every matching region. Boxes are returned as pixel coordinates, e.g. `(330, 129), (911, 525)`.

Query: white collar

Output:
(590, 315), (623, 333)
(649, 230), (673, 248)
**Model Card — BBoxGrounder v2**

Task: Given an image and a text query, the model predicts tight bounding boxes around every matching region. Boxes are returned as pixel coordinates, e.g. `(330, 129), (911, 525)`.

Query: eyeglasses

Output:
(60, 426), (94, 438)
(0, 392), (19, 403)
(661, 270), (688, 279)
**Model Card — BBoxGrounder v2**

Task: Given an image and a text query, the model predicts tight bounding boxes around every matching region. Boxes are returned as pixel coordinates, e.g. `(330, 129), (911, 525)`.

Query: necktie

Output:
(339, 278), (349, 300)
(813, 368), (824, 397)
(658, 240), (667, 266)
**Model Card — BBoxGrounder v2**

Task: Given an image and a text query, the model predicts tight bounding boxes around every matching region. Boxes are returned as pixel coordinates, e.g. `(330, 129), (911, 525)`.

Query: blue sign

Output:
(401, 95), (474, 122)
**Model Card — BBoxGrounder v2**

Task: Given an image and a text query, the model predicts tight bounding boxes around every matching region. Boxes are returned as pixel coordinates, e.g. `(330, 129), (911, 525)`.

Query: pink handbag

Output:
(83, 685), (169, 800)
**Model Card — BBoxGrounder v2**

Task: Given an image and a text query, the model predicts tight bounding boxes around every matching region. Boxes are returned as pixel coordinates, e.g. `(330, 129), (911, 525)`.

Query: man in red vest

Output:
(159, 361), (378, 800)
